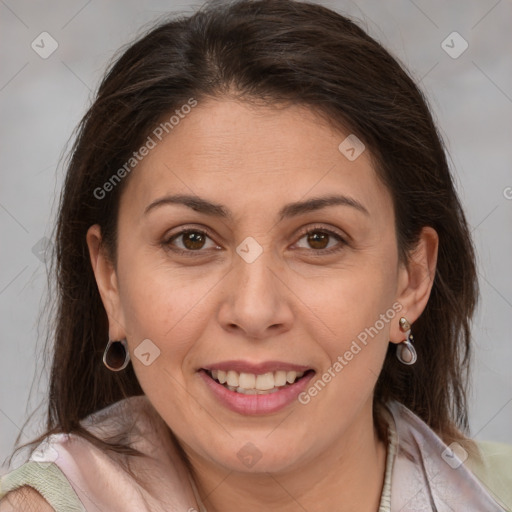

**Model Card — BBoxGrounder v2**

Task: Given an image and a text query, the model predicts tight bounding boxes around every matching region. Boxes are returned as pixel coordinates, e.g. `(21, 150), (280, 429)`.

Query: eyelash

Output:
(161, 224), (348, 257)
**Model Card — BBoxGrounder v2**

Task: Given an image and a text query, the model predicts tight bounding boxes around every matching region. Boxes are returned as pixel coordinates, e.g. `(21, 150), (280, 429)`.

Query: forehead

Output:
(118, 98), (391, 221)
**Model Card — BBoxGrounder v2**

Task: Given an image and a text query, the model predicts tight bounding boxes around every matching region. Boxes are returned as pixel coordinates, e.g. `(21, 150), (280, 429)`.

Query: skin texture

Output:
(86, 98), (438, 512)
(0, 487), (54, 511)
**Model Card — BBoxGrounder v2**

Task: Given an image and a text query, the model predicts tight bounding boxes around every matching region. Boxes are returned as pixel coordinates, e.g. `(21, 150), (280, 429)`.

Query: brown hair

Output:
(12, 0), (478, 461)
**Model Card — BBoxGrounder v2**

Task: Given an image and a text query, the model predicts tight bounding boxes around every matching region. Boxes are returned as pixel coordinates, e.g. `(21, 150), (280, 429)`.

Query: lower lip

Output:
(199, 370), (315, 415)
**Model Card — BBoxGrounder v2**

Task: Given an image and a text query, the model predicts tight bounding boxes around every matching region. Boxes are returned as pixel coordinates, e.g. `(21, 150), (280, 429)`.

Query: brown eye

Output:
(306, 231), (330, 250)
(181, 231), (207, 250)
(294, 227), (347, 254)
(164, 229), (220, 255)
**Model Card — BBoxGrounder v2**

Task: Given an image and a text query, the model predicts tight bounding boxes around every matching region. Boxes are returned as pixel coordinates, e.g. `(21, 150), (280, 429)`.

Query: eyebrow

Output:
(143, 193), (370, 221)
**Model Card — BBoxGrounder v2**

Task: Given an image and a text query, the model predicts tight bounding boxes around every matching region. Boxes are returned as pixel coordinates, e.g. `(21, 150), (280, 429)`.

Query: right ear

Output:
(86, 224), (127, 340)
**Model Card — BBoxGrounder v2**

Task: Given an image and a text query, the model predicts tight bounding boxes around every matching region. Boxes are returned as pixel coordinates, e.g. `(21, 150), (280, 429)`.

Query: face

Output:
(88, 98), (429, 475)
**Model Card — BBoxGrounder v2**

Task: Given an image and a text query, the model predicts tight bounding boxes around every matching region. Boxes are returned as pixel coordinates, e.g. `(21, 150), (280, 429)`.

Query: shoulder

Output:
(1, 396), (192, 511)
(472, 439), (512, 470)
(467, 440), (512, 510)
(382, 400), (512, 511)
(0, 486), (54, 511)
(0, 459), (83, 512)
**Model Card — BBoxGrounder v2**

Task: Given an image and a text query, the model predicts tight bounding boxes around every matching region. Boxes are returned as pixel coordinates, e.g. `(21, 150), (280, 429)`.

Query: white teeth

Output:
(209, 368), (307, 393)
(239, 372), (256, 389)
(286, 371), (297, 384)
(234, 387), (281, 395)
(258, 388), (279, 394)
(255, 372), (275, 390)
(226, 370), (239, 387)
(274, 370), (287, 387)
(236, 387), (257, 395)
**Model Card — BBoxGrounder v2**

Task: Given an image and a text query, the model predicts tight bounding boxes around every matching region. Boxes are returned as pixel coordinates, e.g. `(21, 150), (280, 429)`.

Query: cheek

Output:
(118, 249), (214, 337)
(117, 264), (207, 413)
(293, 260), (399, 413)
(296, 258), (397, 352)
(296, 275), (397, 428)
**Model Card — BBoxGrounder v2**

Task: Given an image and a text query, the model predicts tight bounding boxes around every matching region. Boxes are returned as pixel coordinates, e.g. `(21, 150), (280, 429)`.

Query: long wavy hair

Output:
(12, 0), (478, 461)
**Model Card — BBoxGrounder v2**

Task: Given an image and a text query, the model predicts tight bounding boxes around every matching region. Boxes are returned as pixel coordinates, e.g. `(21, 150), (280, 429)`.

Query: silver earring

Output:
(396, 317), (417, 365)
(103, 338), (130, 371)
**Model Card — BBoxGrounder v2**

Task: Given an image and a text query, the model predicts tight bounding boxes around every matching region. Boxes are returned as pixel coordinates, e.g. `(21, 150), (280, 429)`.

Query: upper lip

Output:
(201, 360), (313, 374)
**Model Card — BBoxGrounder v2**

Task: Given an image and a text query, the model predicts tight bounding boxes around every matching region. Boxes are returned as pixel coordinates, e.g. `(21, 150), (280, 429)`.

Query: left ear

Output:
(390, 226), (439, 343)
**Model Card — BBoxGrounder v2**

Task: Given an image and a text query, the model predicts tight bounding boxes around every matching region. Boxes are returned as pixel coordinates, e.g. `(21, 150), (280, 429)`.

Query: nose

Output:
(217, 246), (294, 340)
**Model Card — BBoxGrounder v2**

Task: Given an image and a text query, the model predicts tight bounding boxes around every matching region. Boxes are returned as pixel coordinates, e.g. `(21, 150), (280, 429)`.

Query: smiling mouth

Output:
(203, 368), (315, 395)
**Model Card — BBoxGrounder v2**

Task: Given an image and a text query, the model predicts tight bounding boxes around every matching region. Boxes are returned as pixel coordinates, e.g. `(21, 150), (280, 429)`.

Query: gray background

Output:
(1, 0), (511, 471)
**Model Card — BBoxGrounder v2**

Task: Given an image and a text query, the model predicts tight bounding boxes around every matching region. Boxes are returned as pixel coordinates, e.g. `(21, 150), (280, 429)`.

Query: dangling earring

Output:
(395, 317), (417, 365)
(103, 338), (130, 371)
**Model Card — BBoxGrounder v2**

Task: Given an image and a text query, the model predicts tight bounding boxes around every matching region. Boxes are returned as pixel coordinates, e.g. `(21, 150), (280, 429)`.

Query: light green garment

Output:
(466, 440), (512, 511)
(0, 461), (85, 511)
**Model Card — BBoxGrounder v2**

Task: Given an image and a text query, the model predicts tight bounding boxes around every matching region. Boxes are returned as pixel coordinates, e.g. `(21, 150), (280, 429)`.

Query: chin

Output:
(203, 436), (309, 475)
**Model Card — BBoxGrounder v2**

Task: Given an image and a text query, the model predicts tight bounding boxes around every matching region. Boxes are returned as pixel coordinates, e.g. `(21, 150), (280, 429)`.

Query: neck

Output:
(186, 403), (388, 512)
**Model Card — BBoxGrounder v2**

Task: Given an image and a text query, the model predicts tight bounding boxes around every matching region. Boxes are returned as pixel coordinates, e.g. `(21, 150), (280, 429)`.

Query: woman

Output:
(1, 0), (511, 510)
